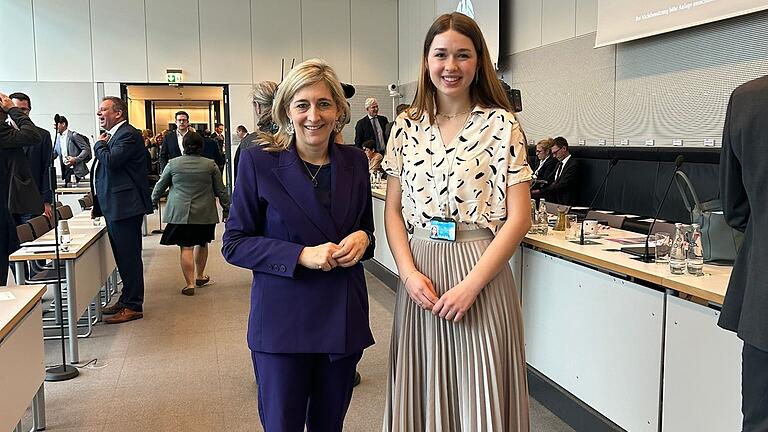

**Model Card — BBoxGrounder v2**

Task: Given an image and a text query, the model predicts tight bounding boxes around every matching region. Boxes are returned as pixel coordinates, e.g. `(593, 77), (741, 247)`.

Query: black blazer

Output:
(718, 74), (768, 351)
(26, 127), (53, 204)
(538, 157), (580, 205)
(354, 115), (388, 150)
(159, 132), (183, 172)
(202, 137), (225, 170)
(533, 155), (558, 185)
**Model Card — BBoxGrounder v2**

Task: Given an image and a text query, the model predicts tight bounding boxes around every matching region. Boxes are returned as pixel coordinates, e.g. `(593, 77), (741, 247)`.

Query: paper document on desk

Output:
(0, 291), (16, 301)
(23, 246), (57, 253)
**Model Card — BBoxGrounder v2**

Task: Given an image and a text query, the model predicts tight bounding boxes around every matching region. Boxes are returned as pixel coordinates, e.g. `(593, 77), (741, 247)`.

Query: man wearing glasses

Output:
(159, 110), (191, 173)
(532, 136), (579, 205)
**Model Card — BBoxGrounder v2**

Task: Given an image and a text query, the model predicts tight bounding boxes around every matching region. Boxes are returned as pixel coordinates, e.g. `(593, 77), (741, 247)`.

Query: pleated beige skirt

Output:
(383, 227), (530, 432)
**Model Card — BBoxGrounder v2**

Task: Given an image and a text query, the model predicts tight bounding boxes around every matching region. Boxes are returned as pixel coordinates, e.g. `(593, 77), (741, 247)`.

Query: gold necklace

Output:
(436, 109), (472, 119)
(302, 159), (328, 187)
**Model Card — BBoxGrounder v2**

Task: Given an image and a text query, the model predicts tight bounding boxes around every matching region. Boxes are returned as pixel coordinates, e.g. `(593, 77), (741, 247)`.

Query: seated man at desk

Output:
(532, 136), (579, 205)
(531, 138), (557, 191)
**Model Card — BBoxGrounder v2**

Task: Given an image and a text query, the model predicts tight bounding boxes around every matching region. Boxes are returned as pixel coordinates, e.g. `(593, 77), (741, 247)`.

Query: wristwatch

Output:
(363, 230), (375, 249)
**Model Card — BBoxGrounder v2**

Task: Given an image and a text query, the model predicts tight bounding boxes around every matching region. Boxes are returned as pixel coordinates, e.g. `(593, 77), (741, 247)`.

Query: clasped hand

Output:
(298, 231), (368, 271)
(405, 272), (479, 322)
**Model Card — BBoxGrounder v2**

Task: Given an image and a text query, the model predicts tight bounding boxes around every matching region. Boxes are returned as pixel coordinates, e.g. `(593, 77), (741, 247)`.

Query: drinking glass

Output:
(654, 232), (671, 263)
(565, 214), (579, 241)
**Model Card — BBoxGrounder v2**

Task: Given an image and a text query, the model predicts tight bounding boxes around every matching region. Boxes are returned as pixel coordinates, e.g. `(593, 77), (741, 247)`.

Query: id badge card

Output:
(429, 217), (457, 241)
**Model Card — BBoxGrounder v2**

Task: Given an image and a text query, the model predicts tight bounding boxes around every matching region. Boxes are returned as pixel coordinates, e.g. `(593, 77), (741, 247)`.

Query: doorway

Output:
(120, 83), (233, 195)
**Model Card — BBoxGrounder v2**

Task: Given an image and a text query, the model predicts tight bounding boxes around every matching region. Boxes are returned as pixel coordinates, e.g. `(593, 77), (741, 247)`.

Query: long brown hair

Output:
(410, 13), (512, 124)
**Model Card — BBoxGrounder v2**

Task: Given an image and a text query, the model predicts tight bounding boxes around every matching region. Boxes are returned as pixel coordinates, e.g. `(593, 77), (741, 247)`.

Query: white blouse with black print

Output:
(382, 105), (533, 234)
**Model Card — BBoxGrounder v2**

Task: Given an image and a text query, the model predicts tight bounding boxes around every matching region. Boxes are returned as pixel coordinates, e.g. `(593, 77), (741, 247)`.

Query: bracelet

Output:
(402, 269), (418, 286)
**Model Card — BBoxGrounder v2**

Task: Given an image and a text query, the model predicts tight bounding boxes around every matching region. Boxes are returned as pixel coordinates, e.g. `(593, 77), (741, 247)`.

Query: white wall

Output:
(0, 0), (398, 134)
(506, 0), (598, 55)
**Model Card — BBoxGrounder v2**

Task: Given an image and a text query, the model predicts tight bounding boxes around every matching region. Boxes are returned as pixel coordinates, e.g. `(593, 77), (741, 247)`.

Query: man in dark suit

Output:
(159, 110), (190, 173)
(718, 75), (768, 431)
(53, 115), (91, 184)
(532, 136), (579, 205)
(92, 96), (153, 324)
(201, 130), (226, 174)
(9, 93), (53, 223)
(354, 97), (388, 151)
(0, 92), (40, 286)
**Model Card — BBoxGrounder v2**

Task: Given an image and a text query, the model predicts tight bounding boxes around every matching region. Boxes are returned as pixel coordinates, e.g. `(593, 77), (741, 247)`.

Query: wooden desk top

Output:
(10, 213), (106, 261)
(369, 186), (730, 304)
(0, 285), (46, 341)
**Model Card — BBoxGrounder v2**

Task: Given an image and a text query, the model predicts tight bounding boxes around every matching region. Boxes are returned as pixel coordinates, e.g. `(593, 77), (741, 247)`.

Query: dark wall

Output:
(529, 147), (721, 223)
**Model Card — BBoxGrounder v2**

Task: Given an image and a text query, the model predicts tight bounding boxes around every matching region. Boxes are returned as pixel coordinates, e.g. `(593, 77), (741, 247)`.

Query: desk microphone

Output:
(580, 158), (619, 245)
(638, 155), (684, 262)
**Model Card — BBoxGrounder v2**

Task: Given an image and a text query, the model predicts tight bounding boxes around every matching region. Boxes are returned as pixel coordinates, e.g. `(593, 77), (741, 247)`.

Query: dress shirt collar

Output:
(560, 154), (572, 167)
(108, 120), (126, 137)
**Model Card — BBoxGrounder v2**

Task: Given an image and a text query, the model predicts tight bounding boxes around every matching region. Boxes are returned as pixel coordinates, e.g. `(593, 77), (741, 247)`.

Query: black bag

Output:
(674, 171), (743, 263)
(4, 148), (44, 215)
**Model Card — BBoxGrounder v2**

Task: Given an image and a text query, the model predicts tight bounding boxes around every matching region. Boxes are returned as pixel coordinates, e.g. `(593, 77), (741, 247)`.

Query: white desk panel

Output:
(522, 248), (664, 432)
(372, 197), (398, 275)
(662, 295), (743, 431)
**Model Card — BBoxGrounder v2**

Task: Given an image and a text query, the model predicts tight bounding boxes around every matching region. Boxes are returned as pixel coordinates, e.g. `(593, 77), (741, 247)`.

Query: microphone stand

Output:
(45, 165), (79, 381)
(580, 158), (619, 245)
(638, 158), (684, 262)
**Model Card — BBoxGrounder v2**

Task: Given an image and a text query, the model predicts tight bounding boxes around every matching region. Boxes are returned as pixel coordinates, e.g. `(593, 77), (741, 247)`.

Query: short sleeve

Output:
(506, 120), (533, 187)
(381, 117), (404, 178)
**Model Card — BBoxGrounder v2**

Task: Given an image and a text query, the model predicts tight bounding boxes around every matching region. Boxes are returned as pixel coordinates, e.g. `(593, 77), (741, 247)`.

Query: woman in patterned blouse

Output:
(381, 12), (534, 431)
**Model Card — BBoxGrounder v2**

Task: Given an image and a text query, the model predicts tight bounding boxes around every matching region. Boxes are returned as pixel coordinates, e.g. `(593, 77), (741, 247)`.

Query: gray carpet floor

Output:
(25, 217), (575, 431)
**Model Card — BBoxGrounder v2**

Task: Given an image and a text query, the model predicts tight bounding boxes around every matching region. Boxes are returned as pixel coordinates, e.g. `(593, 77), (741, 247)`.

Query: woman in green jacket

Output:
(152, 131), (230, 295)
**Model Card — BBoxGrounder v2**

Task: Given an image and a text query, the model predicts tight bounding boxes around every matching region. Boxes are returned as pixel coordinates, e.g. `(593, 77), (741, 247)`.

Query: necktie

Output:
(555, 161), (564, 181)
(371, 117), (384, 149)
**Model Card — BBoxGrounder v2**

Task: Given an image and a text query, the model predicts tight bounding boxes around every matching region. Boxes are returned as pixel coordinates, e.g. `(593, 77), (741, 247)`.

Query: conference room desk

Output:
(368, 187), (741, 432)
(9, 212), (117, 364)
(0, 284), (47, 432)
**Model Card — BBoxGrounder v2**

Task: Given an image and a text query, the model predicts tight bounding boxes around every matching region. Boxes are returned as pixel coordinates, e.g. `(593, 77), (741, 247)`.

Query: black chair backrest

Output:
(57, 205), (74, 220)
(28, 216), (51, 238)
(16, 224), (34, 243)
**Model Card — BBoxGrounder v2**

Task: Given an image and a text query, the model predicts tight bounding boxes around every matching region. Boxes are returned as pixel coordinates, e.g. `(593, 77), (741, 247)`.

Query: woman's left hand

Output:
(431, 282), (480, 322)
(332, 230), (369, 267)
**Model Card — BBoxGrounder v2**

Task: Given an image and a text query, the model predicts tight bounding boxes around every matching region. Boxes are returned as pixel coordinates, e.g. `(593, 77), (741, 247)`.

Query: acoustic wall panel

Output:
(145, 0), (202, 83)
(91, 0), (148, 83)
(251, 0), (302, 83)
(509, 0), (542, 54)
(34, 0), (93, 82)
(351, 0), (398, 85)
(301, 0), (352, 82)
(542, 0), (576, 46)
(200, 0), (253, 84)
(0, 1), (36, 81)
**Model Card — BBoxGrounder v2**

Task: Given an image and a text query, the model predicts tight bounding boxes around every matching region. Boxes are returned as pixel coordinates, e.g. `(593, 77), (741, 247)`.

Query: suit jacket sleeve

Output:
(542, 159), (579, 196)
(212, 162), (230, 210)
(354, 118), (365, 148)
(159, 135), (170, 172)
(0, 108), (40, 149)
(72, 133), (91, 162)
(720, 94), (750, 233)
(221, 149), (305, 278)
(151, 162), (172, 204)
(39, 130), (53, 203)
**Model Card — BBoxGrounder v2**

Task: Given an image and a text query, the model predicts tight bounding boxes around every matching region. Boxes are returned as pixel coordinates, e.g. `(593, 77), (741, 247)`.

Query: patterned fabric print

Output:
(381, 106), (532, 234)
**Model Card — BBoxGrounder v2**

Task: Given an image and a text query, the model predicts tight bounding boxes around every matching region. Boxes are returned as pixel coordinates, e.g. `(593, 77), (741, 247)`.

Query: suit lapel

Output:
(329, 144), (353, 235)
(274, 146), (338, 242)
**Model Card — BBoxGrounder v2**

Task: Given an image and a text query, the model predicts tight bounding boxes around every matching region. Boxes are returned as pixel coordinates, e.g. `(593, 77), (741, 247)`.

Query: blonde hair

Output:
(536, 138), (554, 151)
(410, 13), (513, 124)
(259, 59), (350, 152)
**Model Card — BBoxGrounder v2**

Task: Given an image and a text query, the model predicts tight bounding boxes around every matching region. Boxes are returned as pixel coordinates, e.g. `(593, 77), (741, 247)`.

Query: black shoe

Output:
(353, 371), (361, 387)
(102, 303), (125, 315)
(195, 276), (211, 287)
(181, 287), (195, 296)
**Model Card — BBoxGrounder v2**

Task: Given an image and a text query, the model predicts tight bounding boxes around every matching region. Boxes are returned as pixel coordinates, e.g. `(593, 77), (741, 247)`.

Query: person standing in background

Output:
(718, 74), (768, 432)
(53, 115), (91, 185)
(381, 13), (533, 431)
(234, 81), (279, 175)
(354, 97), (388, 151)
(92, 97), (153, 324)
(0, 91), (40, 285)
(9, 92), (53, 223)
(159, 110), (191, 172)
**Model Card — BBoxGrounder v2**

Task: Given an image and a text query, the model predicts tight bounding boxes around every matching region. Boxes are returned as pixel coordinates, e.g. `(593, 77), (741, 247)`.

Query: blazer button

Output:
(279, 265), (286, 272)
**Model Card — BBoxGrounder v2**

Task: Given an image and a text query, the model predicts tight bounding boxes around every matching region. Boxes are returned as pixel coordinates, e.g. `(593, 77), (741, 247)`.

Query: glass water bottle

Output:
(669, 223), (687, 275)
(686, 223), (704, 276)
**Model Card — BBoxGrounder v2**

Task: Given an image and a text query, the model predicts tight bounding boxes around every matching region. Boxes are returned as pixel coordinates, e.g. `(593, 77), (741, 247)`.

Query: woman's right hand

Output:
(298, 243), (340, 271)
(403, 270), (438, 310)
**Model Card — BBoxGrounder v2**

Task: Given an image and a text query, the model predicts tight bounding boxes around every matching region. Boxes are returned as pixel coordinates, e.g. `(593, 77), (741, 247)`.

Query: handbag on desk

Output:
(674, 171), (743, 264)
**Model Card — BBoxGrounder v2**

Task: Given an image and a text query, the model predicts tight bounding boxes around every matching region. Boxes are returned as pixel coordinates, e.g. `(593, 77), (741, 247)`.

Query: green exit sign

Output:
(166, 69), (182, 83)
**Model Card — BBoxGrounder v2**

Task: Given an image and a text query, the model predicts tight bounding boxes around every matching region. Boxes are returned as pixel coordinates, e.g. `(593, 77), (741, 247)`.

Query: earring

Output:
(285, 121), (295, 135)
(334, 120), (343, 133)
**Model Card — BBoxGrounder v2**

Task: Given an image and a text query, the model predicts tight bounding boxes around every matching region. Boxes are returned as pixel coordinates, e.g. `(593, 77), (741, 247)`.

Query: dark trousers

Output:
(251, 351), (361, 432)
(106, 214), (145, 312)
(0, 251), (7, 286)
(742, 342), (768, 431)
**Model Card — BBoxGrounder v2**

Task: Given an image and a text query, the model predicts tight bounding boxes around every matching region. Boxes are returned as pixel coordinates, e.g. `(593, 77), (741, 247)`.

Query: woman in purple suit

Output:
(222, 59), (375, 432)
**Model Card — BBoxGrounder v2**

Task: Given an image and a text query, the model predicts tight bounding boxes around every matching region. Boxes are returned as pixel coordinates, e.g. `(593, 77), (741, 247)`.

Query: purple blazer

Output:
(222, 142), (375, 356)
